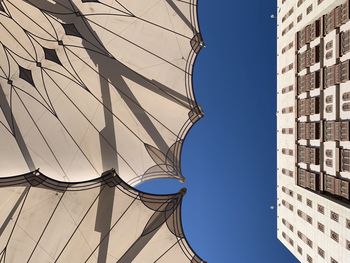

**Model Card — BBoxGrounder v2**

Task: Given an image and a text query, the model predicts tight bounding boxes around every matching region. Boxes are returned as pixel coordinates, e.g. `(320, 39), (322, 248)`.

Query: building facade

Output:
(277, 0), (350, 262)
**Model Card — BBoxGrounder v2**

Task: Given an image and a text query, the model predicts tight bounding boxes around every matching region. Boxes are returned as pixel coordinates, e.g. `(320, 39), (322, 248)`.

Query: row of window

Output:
(325, 148), (333, 168)
(297, 209), (312, 224)
(281, 84), (293, 94)
(325, 94), (333, 115)
(296, 61), (350, 96)
(297, 45), (320, 72)
(282, 148), (293, 156)
(324, 60), (350, 88)
(341, 149), (350, 173)
(297, 70), (320, 95)
(297, 20), (320, 49)
(281, 63), (293, 74)
(325, 174), (350, 199)
(340, 30), (350, 57)
(282, 218), (294, 232)
(283, 180), (350, 223)
(297, 122), (320, 140)
(281, 106), (293, 114)
(324, 2), (349, 35)
(282, 186), (294, 198)
(281, 231), (294, 247)
(282, 22), (294, 36)
(281, 199), (294, 211)
(297, 230), (312, 248)
(296, 1), (349, 50)
(297, 168), (319, 191)
(281, 127), (293, 134)
(281, 41), (293, 54)
(282, 7), (294, 23)
(297, 167), (350, 200)
(297, 61), (350, 95)
(281, 168), (294, 177)
(297, 146), (320, 165)
(280, 203), (348, 263)
(297, 96), (320, 117)
(324, 121), (350, 141)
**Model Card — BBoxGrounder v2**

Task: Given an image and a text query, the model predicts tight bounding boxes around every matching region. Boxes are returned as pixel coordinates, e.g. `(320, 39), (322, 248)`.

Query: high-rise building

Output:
(277, 0), (350, 262)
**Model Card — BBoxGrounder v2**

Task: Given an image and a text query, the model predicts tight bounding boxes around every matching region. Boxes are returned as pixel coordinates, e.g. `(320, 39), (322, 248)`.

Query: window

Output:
(297, 246), (302, 255)
(306, 5), (313, 14)
(306, 199), (312, 208)
(343, 103), (350, 111)
(318, 0), (324, 4)
(282, 127), (293, 134)
(343, 92), (350, 101)
(281, 42), (293, 54)
(340, 60), (349, 82)
(317, 247), (324, 258)
(325, 121), (350, 141)
(331, 211), (339, 222)
(346, 240), (350, 251)
(306, 238), (312, 248)
(326, 51), (333, 59)
(326, 159), (333, 167)
(282, 200), (293, 211)
(325, 9), (336, 34)
(340, 31), (350, 56)
(326, 95), (333, 103)
(297, 14), (302, 22)
(341, 149), (350, 172)
(297, 194), (302, 201)
(331, 258), (338, 263)
(318, 222), (324, 232)
(297, 231), (302, 239)
(326, 105), (333, 113)
(325, 150), (333, 158)
(297, 0), (305, 7)
(326, 41), (333, 50)
(324, 174), (350, 199)
(282, 148), (293, 155)
(282, 231), (294, 246)
(306, 254), (312, 263)
(281, 168), (293, 177)
(346, 219), (350, 229)
(282, 85), (293, 94)
(282, 106), (293, 114)
(331, 230), (339, 243)
(307, 215), (312, 224)
(297, 168), (320, 191)
(317, 204), (324, 214)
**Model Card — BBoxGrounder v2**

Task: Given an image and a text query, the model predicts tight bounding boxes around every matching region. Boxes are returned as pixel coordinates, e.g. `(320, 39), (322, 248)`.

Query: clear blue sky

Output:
(138, 1), (298, 262)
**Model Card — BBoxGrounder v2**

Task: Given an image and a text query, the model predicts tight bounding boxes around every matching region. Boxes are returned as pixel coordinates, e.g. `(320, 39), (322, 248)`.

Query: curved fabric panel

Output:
(0, 169), (206, 263)
(0, 0), (204, 184)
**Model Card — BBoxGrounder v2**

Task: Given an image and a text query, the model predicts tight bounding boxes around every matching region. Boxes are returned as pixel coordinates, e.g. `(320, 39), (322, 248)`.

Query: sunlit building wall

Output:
(277, 0), (350, 262)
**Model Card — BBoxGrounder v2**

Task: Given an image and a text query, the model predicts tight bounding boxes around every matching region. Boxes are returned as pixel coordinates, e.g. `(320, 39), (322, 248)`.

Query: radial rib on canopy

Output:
(0, 0), (204, 185)
(0, 169), (206, 263)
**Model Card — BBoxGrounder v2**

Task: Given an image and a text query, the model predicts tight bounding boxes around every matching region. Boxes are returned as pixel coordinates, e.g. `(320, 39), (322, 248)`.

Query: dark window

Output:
(318, 247), (324, 258)
(331, 230), (339, 243)
(331, 211), (339, 222)
(318, 222), (325, 232)
(317, 204), (324, 214)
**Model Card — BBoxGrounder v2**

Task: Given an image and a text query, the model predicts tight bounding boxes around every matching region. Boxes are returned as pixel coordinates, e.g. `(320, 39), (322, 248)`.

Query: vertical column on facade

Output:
(319, 16), (325, 192)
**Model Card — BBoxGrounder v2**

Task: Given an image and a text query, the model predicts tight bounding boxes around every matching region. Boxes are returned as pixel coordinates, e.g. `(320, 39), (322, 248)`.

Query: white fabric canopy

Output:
(0, 0), (203, 184)
(0, 169), (206, 263)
